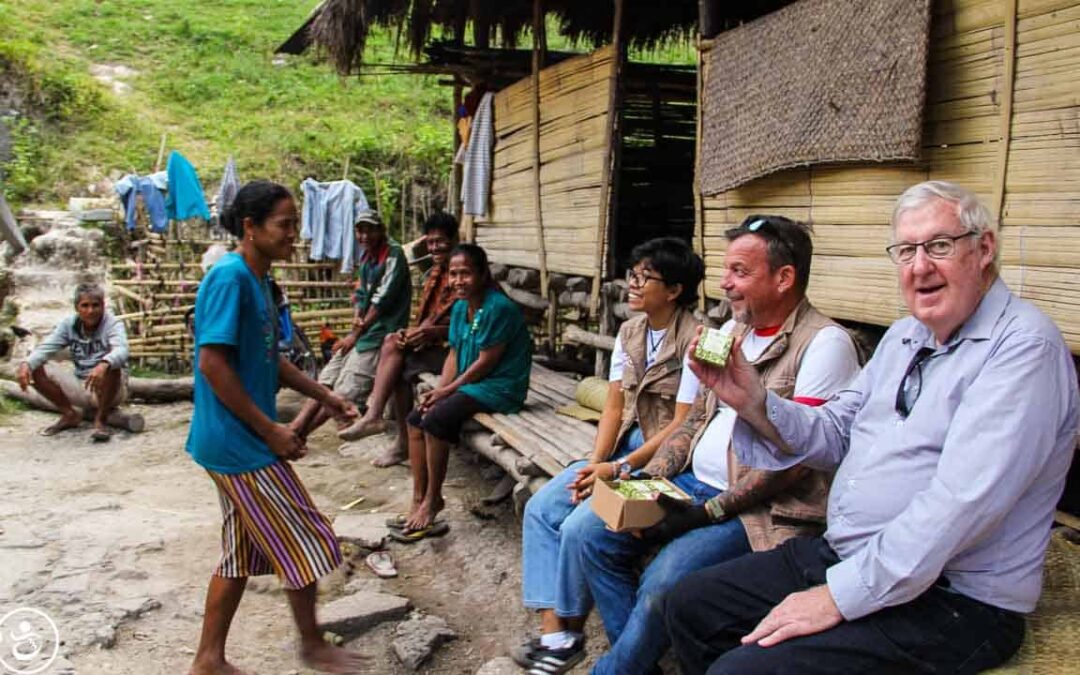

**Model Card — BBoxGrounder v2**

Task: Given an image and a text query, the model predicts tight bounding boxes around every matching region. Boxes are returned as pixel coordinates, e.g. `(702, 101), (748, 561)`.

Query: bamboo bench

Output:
(418, 362), (598, 510)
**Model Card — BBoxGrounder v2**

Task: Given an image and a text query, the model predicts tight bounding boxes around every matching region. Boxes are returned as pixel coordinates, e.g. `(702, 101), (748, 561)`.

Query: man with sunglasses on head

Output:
(663, 181), (1079, 675)
(580, 215), (861, 675)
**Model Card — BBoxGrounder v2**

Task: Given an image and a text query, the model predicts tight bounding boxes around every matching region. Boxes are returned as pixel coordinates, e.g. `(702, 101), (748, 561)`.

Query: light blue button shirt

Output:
(732, 278), (1079, 620)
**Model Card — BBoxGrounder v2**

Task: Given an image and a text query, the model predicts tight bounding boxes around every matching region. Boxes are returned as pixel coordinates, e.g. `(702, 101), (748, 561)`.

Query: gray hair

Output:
(891, 181), (993, 239)
(73, 282), (105, 306)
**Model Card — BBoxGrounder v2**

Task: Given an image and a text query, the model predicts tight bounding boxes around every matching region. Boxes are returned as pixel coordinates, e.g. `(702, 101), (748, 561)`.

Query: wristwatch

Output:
(616, 461), (633, 478)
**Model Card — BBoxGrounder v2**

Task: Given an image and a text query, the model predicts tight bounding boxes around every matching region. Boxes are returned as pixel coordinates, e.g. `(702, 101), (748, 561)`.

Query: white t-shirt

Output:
(691, 321), (861, 490)
(609, 333), (700, 405)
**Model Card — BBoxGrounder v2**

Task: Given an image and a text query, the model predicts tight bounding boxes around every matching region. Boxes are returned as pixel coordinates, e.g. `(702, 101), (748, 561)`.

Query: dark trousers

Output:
(662, 536), (1025, 675)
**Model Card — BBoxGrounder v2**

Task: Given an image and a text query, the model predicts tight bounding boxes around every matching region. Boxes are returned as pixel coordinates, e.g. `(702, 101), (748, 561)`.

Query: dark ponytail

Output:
(220, 180), (293, 238)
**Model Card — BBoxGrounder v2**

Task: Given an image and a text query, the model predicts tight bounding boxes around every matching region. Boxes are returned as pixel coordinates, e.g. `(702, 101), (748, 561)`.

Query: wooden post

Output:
(589, 0), (625, 317)
(694, 46), (708, 311)
(452, 81), (464, 218)
(531, 0), (550, 298)
(991, 0), (1018, 231)
(153, 133), (167, 172)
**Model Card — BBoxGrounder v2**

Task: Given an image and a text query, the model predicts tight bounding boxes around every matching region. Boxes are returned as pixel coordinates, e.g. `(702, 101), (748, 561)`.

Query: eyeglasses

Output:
(895, 346), (934, 418)
(885, 232), (977, 265)
(626, 269), (665, 287)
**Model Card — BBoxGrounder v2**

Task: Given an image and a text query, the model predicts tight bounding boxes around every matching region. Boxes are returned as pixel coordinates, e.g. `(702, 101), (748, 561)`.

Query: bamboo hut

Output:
(286, 0), (787, 307)
(695, 0), (1080, 354)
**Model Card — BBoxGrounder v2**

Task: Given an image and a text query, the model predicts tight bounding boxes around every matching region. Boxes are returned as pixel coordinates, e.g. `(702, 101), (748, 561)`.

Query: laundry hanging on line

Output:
(300, 178), (370, 274)
(115, 172), (169, 232)
(165, 150), (211, 222)
(460, 91), (494, 217)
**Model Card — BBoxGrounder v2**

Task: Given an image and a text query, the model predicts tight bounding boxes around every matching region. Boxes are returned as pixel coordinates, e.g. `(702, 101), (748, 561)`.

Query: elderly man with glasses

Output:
(663, 180), (1080, 674)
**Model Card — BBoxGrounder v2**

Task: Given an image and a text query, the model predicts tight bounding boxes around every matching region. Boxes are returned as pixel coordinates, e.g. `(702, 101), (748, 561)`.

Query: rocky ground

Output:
(0, 398), (611, 674)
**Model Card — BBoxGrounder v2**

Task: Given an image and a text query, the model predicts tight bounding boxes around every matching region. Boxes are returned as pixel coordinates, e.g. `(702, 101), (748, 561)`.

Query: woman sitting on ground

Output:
(514, 237), (705, 673)
(394, 243), (532, 539)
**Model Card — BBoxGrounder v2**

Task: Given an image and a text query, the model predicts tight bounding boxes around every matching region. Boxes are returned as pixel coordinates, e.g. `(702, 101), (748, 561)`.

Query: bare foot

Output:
(404, 495), (445, 532)
(40, 410), (82, 436)
(300, 642), (370, 674)
(189, 657), (249, 675)
(337, 417), (388, 442)
(371, 440), (407, 468)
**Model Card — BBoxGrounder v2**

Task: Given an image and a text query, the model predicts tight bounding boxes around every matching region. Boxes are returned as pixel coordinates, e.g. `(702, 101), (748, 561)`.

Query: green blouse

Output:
(449, 288), (532, 413)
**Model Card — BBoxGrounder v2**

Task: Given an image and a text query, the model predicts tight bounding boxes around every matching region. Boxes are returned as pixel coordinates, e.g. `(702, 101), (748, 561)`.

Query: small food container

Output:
(591, 478), (692, 532)
(695, 327), (735, 367)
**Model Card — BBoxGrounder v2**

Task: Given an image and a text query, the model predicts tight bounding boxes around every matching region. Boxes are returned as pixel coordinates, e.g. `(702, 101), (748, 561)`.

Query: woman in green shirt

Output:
(397, 244), (532, 537)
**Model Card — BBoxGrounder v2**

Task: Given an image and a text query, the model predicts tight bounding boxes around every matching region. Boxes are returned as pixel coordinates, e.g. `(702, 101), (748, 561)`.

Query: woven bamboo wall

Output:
(698, 0), (1080, 352)
(476, 46), (616, 277)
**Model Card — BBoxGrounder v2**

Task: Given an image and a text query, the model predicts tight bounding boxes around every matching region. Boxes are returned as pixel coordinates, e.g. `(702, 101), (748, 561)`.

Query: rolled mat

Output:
(557, 377), (610, 423)
(985, 529), (1080, 674)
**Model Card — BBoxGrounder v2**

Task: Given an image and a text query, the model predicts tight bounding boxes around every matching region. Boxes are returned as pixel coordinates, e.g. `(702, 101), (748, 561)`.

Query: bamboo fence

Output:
(698, 0), (1080, 353)
(110, 224), (356, 373)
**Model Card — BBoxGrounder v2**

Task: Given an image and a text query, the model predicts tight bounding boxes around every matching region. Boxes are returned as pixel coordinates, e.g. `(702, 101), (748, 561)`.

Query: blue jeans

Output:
(585, 472), (752, 675)
(521, 427), (644, 617)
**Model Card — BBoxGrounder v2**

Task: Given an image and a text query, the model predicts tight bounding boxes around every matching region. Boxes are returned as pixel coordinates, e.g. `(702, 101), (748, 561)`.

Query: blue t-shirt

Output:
(450, 288), (532, 413)
(185, 253), (279, 474)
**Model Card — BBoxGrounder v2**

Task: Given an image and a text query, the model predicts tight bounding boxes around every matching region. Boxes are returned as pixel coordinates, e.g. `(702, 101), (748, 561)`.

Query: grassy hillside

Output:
(0, 0), (452, 213)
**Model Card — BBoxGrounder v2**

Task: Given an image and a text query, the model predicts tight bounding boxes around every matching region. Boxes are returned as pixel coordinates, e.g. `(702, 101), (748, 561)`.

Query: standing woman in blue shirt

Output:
(395, 243), (532, 538)
(185, 181), (365, 675)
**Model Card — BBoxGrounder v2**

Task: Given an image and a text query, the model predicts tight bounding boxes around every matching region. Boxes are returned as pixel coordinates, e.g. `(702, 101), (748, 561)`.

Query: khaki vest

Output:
(612, 306), (701, 455)
(686, 298), (853, 552)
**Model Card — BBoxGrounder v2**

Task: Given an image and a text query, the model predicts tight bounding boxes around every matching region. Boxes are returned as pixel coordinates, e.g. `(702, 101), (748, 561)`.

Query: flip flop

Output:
(385, 514), (444, 530)
(387, 521), (450, 544)
(90, 428), (112, 443)
(365, 551), (398, 578)
(40, 420), (79, 436)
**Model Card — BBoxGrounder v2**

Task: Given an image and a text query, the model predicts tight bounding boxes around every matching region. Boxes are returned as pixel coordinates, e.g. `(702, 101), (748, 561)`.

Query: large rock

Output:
(318, 591), (411, 638)
(332, 512), (387, 549)
(392, 612), (457, 671)
(476, 657), (520, 675)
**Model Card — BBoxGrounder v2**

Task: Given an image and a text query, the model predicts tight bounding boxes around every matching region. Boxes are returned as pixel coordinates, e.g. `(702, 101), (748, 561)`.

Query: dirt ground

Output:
(0, 397), (607, 674)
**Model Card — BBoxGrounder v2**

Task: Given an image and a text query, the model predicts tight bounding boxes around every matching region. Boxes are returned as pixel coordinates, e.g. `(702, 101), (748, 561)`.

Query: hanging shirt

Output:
(352, 238), (411, 353)
(115, 174), (169, 232)
(449, 288), (532, 413)
(461, 92), (494, 217)
(164, 151), (211, 222)
(186, 252), (280, 474)
(300, 179), (370, 273)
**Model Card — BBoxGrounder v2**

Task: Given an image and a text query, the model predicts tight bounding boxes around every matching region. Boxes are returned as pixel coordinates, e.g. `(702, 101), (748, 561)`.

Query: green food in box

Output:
(613, 479), (682, 501)
(695, 328), (735, 367)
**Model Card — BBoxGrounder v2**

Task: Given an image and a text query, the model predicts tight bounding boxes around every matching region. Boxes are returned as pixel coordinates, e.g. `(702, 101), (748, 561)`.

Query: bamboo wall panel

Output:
(698, 0), (1080, 352)
(477, 47), (615, 276)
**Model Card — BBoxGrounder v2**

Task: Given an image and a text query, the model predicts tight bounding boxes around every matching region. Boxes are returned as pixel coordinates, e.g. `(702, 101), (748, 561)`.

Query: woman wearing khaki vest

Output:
(515, 238), (705, 672)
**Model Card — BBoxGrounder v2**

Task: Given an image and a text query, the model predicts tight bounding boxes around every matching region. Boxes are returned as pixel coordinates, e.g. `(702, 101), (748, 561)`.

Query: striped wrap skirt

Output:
(207, 461), (342, 589)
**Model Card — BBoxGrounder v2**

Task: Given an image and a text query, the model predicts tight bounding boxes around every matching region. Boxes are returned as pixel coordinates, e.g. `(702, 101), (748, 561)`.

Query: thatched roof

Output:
(283, 0), (793, 75)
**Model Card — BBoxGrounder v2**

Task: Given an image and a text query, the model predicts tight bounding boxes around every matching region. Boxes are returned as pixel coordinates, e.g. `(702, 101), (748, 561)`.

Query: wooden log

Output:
(499, 282), (550, 310)
(0, 380), (145, 432)
(490, 263), (510, 281)
(563, 324), (616, 351)
(507, 268), (541, 290)
(558, 290), (591, 310)
(128, 377), (193, 403)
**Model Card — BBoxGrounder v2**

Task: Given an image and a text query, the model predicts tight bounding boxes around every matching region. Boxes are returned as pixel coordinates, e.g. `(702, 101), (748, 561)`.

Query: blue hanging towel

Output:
(165, 151), (211, 222)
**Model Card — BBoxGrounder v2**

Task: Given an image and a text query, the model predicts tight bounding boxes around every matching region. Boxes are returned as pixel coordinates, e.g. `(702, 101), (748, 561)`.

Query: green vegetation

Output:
(0, 0), (452, 214)
(0, 395), (28, 424)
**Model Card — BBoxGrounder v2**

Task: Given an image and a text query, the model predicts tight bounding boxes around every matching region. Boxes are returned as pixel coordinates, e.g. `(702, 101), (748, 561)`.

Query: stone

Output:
(318, 591), (411, 638)
(68, 611), (117, 649)
(75, 209), (115, 222)
(391, 613), (456, 671)
(333, 513), (387, 549)
(476, 657), (519, 675)
(109, 596), (161, 620)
